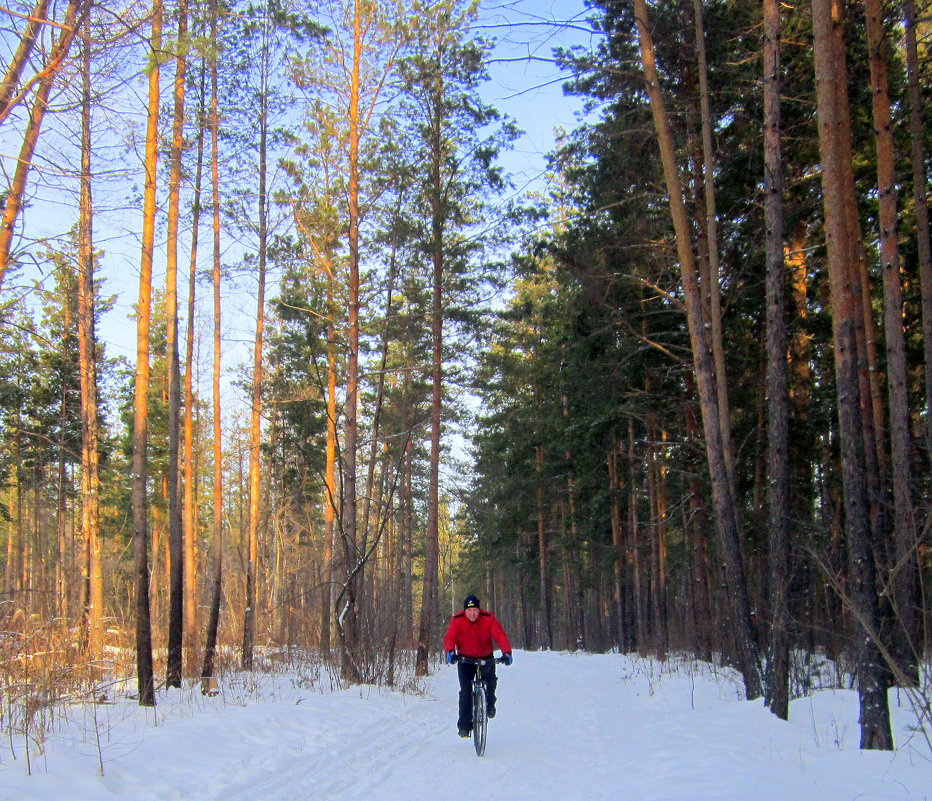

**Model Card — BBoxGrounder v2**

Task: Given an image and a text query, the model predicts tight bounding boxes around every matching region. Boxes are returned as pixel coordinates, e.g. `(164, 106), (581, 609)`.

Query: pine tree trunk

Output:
(537, 444), (553, 649)
(416, 54), (445, 677)
(864, 0), (919, 685)
(628, 421), (645, 651)
(762, 0), (791, 721)
(77, 13), (103, 663)
(812, 0), (892, 749)
(241, 63), (268, 671)
(165, 0), (188, 689)
(902, 0), (932, 457)
(607, 442), (626, 651)
(183, 66), (207, 675)
(826, 1), (889, 550)
(132, 0), (162, 708)
(691, 0), (735, 488)
(321, 279), (337, 658)
(632, 0), (762, 699)
(201, 0), (223, 682)
(339, 0), (364, 682)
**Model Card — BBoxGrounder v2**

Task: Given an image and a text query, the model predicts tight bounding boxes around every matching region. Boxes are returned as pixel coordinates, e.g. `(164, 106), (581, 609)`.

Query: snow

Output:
(2, 651), (930, 800)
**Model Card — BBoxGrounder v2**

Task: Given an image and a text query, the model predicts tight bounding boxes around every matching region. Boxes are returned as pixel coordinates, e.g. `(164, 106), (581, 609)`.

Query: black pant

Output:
(457, 657), (497, 729)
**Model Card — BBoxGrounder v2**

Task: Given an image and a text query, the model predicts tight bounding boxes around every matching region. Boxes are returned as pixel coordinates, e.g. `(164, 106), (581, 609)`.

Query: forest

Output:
(0, 0), (930, 756)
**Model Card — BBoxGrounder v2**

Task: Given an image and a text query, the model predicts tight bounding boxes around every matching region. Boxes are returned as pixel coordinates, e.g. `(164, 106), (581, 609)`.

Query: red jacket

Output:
(443, 609), (512, 659)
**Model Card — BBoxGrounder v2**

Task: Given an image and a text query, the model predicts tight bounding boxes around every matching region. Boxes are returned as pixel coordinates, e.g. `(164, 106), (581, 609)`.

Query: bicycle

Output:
(453, 655), (508, 756)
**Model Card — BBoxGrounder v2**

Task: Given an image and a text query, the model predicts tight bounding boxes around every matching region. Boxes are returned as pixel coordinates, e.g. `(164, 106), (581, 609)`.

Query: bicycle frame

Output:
(456, 656), (504, 757)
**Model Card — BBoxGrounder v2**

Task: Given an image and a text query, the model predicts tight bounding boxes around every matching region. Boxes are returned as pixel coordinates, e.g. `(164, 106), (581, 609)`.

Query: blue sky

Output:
(476, 0), (597, 197)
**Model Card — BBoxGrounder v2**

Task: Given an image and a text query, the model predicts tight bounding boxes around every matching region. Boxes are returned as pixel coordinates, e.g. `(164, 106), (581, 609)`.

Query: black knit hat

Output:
(463, 594), (480, 609)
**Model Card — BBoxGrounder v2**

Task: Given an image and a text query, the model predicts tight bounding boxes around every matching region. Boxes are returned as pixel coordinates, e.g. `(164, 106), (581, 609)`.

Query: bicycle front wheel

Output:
(472, 682), (487, 756)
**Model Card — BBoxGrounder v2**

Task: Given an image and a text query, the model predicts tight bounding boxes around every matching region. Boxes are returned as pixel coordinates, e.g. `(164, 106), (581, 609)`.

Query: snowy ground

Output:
(2, 650), (930, 801)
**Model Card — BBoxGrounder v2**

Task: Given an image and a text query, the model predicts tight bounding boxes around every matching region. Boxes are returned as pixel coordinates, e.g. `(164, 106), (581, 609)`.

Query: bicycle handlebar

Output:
(452, 655), (508, 665)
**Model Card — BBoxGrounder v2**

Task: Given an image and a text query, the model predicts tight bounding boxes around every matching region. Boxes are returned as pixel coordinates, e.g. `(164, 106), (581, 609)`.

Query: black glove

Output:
(502, 652), (513, 666)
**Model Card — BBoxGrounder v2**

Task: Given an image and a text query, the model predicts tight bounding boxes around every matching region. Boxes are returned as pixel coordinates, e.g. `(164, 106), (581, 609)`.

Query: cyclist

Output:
(443, 594), (513, 737)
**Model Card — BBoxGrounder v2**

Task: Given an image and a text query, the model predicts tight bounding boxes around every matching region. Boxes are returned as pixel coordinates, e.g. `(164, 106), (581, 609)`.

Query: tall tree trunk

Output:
(691, 0), (735, 487)
(360, 253), (398, 639)
(631, 0), (762, 699)
(338, 0), (364, 683)
(321, 275), (337, 658)
(165, 0), (189, 689)
(762, 0), (791, 721)
(646, 418), (668, 654)
(183, 66), (207, 675)
(241, 30), (269, 670)
(827, 0), (889, 550)
(415, 49), (446, 677)
(903, 0), (932, 457)
(537, 444), (553, 649)
(58, 294), (70, 623)
(812, 0), (892, 750)
(201, 0), (223, 682)
(864, 0), (919, 684)
(0, 0), (82, 290)
(132, 0), (163, 708)
(77, 7), (103, 663)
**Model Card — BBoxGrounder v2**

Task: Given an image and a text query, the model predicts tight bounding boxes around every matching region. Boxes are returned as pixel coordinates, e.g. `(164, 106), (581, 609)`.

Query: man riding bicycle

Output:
(443, 594), (513, 737)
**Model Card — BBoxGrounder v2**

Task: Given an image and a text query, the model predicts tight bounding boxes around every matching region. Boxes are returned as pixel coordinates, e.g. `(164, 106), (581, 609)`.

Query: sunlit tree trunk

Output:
(77, 6), (102, 663)
(321, 277), (337, 658)
(183, 68), (206, 675)
(241, 19), (270, 670)
(165, 0), (188, 689)
(201, 0), (223, 683)
(132, 0), (163, 708)
(338, 0), (364, 682)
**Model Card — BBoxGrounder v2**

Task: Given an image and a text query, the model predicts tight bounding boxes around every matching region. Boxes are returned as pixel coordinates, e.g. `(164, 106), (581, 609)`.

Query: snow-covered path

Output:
(3, 651), (930, 801)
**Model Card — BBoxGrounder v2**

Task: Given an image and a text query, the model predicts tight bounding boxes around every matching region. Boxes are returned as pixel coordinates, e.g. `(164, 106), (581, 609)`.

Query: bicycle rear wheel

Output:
(472, 682), (487, 756)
